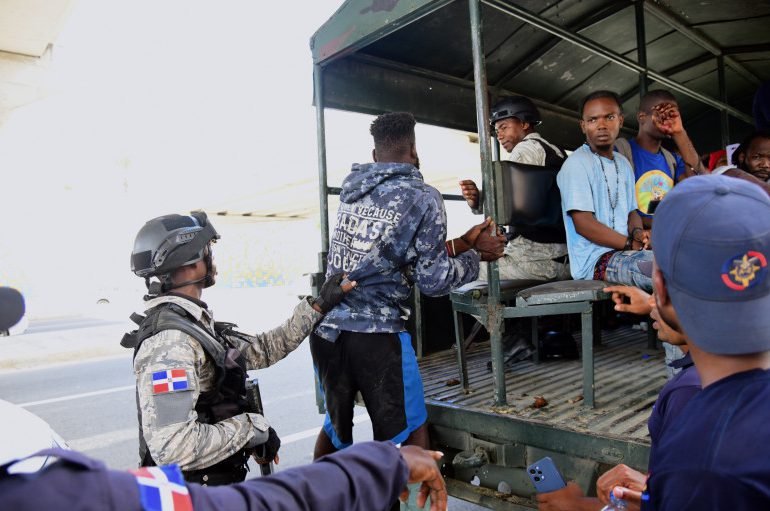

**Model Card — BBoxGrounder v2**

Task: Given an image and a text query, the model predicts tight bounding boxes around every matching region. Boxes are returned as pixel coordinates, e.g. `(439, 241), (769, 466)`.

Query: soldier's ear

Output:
(372, 148), (377, 162)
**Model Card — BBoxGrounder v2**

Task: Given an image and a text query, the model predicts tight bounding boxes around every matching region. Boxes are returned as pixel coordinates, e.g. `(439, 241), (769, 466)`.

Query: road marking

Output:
(280, 414), (371, 445)
(18, 385), (135, 408)
(69, 428), (137, 452)
(262, 389), (314, 407)
(67, 414), (372, 454)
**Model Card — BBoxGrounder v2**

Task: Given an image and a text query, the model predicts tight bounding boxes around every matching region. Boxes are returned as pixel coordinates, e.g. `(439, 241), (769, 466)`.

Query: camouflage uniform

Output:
(316, 162), (480, 341)
(134, 294), (321, 471)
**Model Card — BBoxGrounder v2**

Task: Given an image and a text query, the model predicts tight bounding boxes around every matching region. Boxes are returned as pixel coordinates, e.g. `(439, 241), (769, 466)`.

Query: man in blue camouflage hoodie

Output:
(311, 112), (505, 459)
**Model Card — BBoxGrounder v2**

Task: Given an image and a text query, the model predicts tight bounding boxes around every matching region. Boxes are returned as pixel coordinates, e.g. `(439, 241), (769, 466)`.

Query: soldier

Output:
(311, 112), (505, 459)
(124, 211), (353, 485)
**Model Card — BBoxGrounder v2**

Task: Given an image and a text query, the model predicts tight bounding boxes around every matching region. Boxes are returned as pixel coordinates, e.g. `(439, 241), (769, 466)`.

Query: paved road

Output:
(0, 292), (487, 509)
(0, 341), (361, 473)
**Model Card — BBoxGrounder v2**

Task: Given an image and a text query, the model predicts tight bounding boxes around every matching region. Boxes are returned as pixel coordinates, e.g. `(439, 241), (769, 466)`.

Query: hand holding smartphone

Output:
(527, 456), (567, 493)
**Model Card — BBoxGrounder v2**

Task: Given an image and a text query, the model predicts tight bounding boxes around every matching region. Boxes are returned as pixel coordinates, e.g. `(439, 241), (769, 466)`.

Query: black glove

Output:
(254, 427), (281, 463)
(312, 272), (347, 314)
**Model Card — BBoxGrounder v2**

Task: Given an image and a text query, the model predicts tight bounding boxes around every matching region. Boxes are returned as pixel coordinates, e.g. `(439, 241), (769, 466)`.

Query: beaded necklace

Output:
(595, 152), (620, 230)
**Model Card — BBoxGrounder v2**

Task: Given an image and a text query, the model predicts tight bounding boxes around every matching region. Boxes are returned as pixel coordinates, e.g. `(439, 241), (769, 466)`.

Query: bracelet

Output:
(451, 238), (456, 257)
(445, 239), (454, 257)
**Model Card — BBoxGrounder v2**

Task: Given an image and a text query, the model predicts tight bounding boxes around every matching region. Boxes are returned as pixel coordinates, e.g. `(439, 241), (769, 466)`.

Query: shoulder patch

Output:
(130, 465), (192, 511)
(152, 369), (189, 394)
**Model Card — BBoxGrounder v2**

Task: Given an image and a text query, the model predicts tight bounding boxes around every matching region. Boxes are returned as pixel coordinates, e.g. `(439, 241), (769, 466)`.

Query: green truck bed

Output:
(418, 328), (664, 509)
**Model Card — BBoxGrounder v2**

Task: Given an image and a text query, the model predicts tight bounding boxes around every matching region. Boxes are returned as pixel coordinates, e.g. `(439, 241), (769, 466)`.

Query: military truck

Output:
(308, 1), (770, 508)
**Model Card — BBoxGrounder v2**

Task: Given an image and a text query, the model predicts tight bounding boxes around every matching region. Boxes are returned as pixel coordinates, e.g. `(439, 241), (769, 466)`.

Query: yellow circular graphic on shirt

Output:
(635, 169), (674, 215)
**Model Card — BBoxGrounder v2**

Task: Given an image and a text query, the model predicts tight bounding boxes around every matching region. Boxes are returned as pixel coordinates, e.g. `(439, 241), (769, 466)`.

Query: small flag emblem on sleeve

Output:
(130, 465), (192, 511)
(152, 369), (189, 394)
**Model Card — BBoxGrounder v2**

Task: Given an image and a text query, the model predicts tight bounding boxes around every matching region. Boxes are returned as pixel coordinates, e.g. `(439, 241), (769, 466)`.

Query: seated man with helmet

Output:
(123, 211), (353, 485)
(459, 95), (570, 282)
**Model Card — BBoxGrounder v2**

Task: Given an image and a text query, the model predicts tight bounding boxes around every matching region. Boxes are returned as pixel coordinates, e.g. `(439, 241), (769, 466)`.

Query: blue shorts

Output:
(310, 331), (428, 449)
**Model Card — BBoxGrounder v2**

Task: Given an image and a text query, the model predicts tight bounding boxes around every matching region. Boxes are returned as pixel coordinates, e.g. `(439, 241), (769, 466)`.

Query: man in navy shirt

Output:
(639, 176), (770, 510)
(536, 285), (700, 511)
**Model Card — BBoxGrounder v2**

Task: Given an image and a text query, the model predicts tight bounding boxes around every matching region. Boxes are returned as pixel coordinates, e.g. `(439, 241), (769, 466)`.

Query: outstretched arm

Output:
(412, 192), (481, 296)
(234, 275), (354, 369)
(187, 442), (448, 511)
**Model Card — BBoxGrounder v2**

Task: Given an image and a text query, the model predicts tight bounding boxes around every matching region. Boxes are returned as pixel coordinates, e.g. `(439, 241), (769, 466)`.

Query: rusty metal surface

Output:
(420, 327), (666, 442)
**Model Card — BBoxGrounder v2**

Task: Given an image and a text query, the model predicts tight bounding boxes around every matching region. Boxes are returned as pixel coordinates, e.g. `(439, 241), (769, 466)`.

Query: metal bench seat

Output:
(515, 280), (609, 306)
(451, 279), (546, 305)
(451, 279), (610, 407)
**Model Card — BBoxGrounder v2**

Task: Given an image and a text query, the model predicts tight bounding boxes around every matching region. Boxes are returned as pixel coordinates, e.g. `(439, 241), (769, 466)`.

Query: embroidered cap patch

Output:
(721, 251), (767, 291)
(152, 369), (189, 394)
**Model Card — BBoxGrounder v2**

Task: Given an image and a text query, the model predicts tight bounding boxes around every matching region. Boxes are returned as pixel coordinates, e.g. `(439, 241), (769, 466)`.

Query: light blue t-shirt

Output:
(557, 143), (638, 280)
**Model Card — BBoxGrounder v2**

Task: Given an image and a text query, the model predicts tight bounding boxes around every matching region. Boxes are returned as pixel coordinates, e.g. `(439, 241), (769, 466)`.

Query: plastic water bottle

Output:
(600, 491), (628, 510)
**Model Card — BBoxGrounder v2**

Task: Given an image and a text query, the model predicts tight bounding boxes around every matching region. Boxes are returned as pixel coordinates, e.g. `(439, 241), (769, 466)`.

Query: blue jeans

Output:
(604, 250), (653, 292)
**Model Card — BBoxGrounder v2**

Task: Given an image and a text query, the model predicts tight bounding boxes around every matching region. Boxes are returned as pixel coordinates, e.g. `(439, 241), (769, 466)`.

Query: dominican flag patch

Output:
(130, 465), (192, 511)
(152, 369), (189, 394)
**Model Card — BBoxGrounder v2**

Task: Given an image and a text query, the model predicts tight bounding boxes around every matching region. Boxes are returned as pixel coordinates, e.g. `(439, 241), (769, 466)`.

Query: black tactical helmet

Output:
(131, 211), (220, 280)
(490, 96), (542, 127)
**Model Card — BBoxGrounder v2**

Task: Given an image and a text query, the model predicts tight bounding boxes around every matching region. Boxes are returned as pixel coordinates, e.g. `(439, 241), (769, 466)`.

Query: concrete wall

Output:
(0, 47), (52, 128)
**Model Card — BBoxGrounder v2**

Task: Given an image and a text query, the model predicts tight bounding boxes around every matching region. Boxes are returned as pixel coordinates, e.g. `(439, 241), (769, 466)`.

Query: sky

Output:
(0, 0), (482, 318)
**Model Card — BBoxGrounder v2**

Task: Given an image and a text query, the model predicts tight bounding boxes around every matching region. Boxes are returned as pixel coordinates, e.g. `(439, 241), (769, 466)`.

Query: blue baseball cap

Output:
(652, 176), (770, 355)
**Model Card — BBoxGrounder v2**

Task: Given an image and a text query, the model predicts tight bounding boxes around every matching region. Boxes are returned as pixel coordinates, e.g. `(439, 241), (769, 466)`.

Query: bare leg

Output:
(402, 423), (429, 449)
(313, 428), (338, 460)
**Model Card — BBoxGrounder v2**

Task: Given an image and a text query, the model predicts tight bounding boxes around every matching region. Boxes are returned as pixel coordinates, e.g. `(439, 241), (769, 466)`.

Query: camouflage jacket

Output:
(316, 162), (479, 341)
(133, 294), (321, 471)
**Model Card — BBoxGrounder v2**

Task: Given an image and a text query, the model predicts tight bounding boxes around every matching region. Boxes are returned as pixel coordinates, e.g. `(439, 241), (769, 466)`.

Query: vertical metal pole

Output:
(413, 287), (424, 359)
(313, 64), (330, 415)
(635, 0), (648, 99)
(313, 64), (330, 276)
(469, 0), (497, 296)
(581, 307), (595, 408)
(717, 55), (730, 148)
(470, 0), (506, 406)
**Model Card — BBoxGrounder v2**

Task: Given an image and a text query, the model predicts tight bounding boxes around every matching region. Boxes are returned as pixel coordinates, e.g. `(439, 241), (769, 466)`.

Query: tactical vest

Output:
(530, 137), (566, 168)
(122, 302), (251, 485)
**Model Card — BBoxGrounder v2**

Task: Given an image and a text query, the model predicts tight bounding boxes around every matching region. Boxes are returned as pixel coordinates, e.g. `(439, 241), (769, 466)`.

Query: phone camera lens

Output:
(529, 469), (536, 474)
(533, 476), (540, 482)
(537, 470), (543, 475)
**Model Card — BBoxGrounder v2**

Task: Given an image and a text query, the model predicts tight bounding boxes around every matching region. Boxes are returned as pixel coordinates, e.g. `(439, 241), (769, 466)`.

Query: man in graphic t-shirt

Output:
(614, 90), (705, 229)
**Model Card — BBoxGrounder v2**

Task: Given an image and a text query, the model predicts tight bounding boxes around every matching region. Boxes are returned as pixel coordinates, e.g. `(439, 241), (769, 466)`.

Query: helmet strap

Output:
(161, 250), (215, 292)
